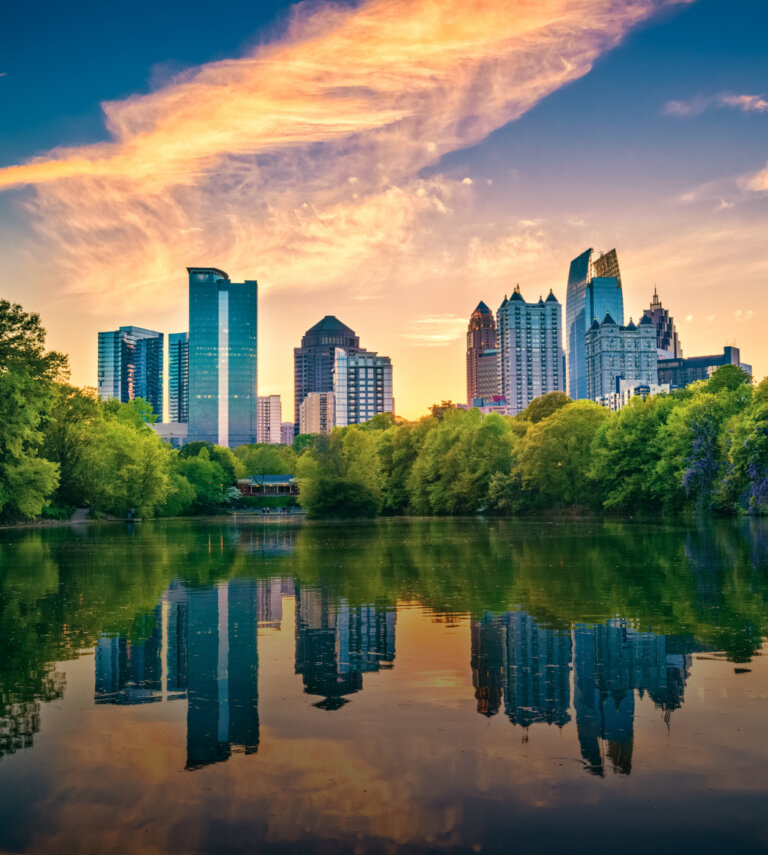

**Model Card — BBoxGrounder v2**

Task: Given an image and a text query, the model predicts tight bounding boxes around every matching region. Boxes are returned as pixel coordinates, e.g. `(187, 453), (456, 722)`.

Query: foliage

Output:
(516, 391), (571, 424)
(234, 443), (297, 477)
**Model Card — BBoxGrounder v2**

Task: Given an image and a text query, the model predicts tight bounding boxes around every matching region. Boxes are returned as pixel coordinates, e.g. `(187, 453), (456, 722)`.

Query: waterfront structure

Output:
(566, 248), (624, 399)
(585, 313), (658, 401)
(168, 332), (189, 423)
(256, 395), (282, 444)
(333, 349), (394, 427)
(466, 302), (498, 403)
(658, 346), (752, 389)
(644, 289), (683, 359)
(300, 391), (335, 435)
(188, 267), (258, 448)
(280, 422), (294, 446)
(294, 316), (360, 435)
(97, 326), (164, 421)
(496, 286), (565, 416)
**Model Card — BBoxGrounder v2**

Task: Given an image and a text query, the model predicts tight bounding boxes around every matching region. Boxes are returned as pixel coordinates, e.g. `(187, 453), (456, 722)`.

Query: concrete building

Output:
(300, 391), (335, 435)
(188, 267), (258, 448)
(333, 349), (394, 427)
(98, 326), (164, 421)
(658, 346), (752, 389)
(596, 379), (671, 412)
(256, 395), (282, 444)
(168, 332), (189, 424)
(566, 248), (624, 399)
(294, 316), (360, 436)
(644, 288), (683, 359)
(466, 302), (498, 403)
(585, 313), (658, 401)
(496, 286), (565, 416)
(280, 422), (295, 446)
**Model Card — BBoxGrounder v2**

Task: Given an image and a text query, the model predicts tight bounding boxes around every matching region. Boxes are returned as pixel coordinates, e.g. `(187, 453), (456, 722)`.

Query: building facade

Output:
(300, 391), (335, 435)
(168, 332), (189, 423)
(566, 248), (624, 400)
(256, 395), (282, 444)
(585, 313), (658, 401)
(280, 422), (295, 446)
(97, 326), (164, 421)
(333, 349), (393, 427)
(294, 316), (360, 435)
(188, 267), (258, 448)
(595, 379), (671, 412)
(644, 288), (683, 359)
(496, 287), (565, 416)
(658, 346), (752, 389)
(466, 302), (498, 403)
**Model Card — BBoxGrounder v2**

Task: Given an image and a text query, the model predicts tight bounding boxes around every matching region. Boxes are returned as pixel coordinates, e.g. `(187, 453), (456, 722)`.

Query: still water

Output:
(0, 517), (767, 854)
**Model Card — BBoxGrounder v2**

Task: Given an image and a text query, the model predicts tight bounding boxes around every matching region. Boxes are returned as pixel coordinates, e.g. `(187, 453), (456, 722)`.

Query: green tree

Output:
(516, 391), (571, 424)
(234, 443), (297, 477)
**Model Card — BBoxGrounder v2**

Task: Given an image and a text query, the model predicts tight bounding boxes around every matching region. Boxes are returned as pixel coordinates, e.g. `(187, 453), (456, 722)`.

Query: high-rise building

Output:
(300, 391), (335, 435)
(585, 313), (658, 401)
(466, 302), (498, 403)
(658, 346), (752, 389)
(644, 289), (683, 359)
(333, 349), (394, 427)
(280, 422), (295, 446)
(566, 248), (624, 400)
(188, 267), (258, 448)
(256, 395), (282, 444)
(294, 316), (361, 435)
(496, 286), (565, 416)
(98, 326), (164, 422)
(168, 332), (189, 423)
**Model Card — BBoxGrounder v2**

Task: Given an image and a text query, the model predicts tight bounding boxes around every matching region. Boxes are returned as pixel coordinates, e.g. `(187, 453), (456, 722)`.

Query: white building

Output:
(333, 349), (394, 427)
(256, 395), (282, 444)
(586, 313), (658, 402)
(300, 391), (335, 435)
(596, 379), (671, 412)
(496, 286), (565, 416)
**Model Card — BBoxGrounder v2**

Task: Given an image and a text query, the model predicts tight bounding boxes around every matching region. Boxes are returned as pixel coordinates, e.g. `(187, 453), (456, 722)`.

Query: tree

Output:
(173, 448), (229, 512)
(517, 391), (571, 424)
(234, 443), (297, 477)
(180, 441), (243, 484)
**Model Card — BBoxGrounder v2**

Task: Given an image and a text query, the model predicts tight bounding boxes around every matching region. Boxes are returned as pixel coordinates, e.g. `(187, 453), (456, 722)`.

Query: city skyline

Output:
(1, 0), (766, 420)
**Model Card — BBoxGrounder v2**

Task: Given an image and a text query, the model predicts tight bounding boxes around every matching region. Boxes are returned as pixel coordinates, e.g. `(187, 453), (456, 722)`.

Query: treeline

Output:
(0, 300), (296, 521)
(296, 366), (768, 518)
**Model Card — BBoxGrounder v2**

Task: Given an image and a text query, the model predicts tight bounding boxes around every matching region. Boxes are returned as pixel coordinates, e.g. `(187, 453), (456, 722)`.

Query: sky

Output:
(1, 0), (767, 420)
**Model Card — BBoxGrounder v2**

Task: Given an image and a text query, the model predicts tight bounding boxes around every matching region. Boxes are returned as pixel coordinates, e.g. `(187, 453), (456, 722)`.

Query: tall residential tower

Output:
(188, 267), (258, 448)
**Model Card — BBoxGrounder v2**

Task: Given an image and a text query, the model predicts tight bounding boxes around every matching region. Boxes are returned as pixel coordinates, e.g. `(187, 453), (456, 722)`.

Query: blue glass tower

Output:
(188, 268), (258, 447)
(97, 325), (164, 421)
(565, 248), (624, 400)
(168, 332), (189, 423)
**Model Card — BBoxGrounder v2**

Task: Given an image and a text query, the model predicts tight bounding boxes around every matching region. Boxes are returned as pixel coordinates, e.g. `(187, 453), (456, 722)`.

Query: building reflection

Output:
(295, 585), (396, 710)
(471, 611), (695, 774)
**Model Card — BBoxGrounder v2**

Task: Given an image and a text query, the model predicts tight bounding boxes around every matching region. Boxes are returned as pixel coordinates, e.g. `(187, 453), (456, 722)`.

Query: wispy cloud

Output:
(0, 0), (691, 312)
(402, 314), (467, 347)
(664, 92), (768, 118)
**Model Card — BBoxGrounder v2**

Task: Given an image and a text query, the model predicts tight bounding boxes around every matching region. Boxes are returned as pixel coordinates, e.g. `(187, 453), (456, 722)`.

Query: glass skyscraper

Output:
(97, 325), (164, 421)
(168, 332), (189, 424)
(566, 248), (624, 400)
(188, 267), (258, 448)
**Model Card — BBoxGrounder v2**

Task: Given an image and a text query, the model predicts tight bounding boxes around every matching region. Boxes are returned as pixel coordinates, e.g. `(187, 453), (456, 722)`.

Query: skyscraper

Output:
(496, 286), (565, 416)
(644, 288), (683, 359)
(334, 349), (394, 426)
(299, 391), (335, 435)
(256, 395), (282, 444)
(566, 248), (624, 400)
(466, 301), (498, 403)
(97, 326), (164, 421)
(168, 332), (189, 423)
(294, 316), (360, 434)
(585, 313), (658, 401)
(188, 267), (258, 448)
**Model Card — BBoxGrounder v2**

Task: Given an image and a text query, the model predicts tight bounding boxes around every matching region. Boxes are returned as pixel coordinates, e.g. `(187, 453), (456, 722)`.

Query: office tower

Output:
(496, 286), (565, 416)
(466, 302), (498, 403)
(333, 349), (394, 426)
(585, 313), (658, 401)
(299, 391), (335, 435)
(256, 395), (282, 444)
(168, 332), (189, 423)
(188, 267), (258, 448)
(644, 289), (683, 359)
(280, 422), (295, 446)
(658, 346), (752, 389)
(294, 316), (361, 434)
(566, 248), (624, 399)
(98, 326), (164, 421)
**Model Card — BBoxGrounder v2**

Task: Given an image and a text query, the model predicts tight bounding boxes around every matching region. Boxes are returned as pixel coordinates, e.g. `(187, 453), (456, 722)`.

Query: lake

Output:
(0, 517), (767, 854)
